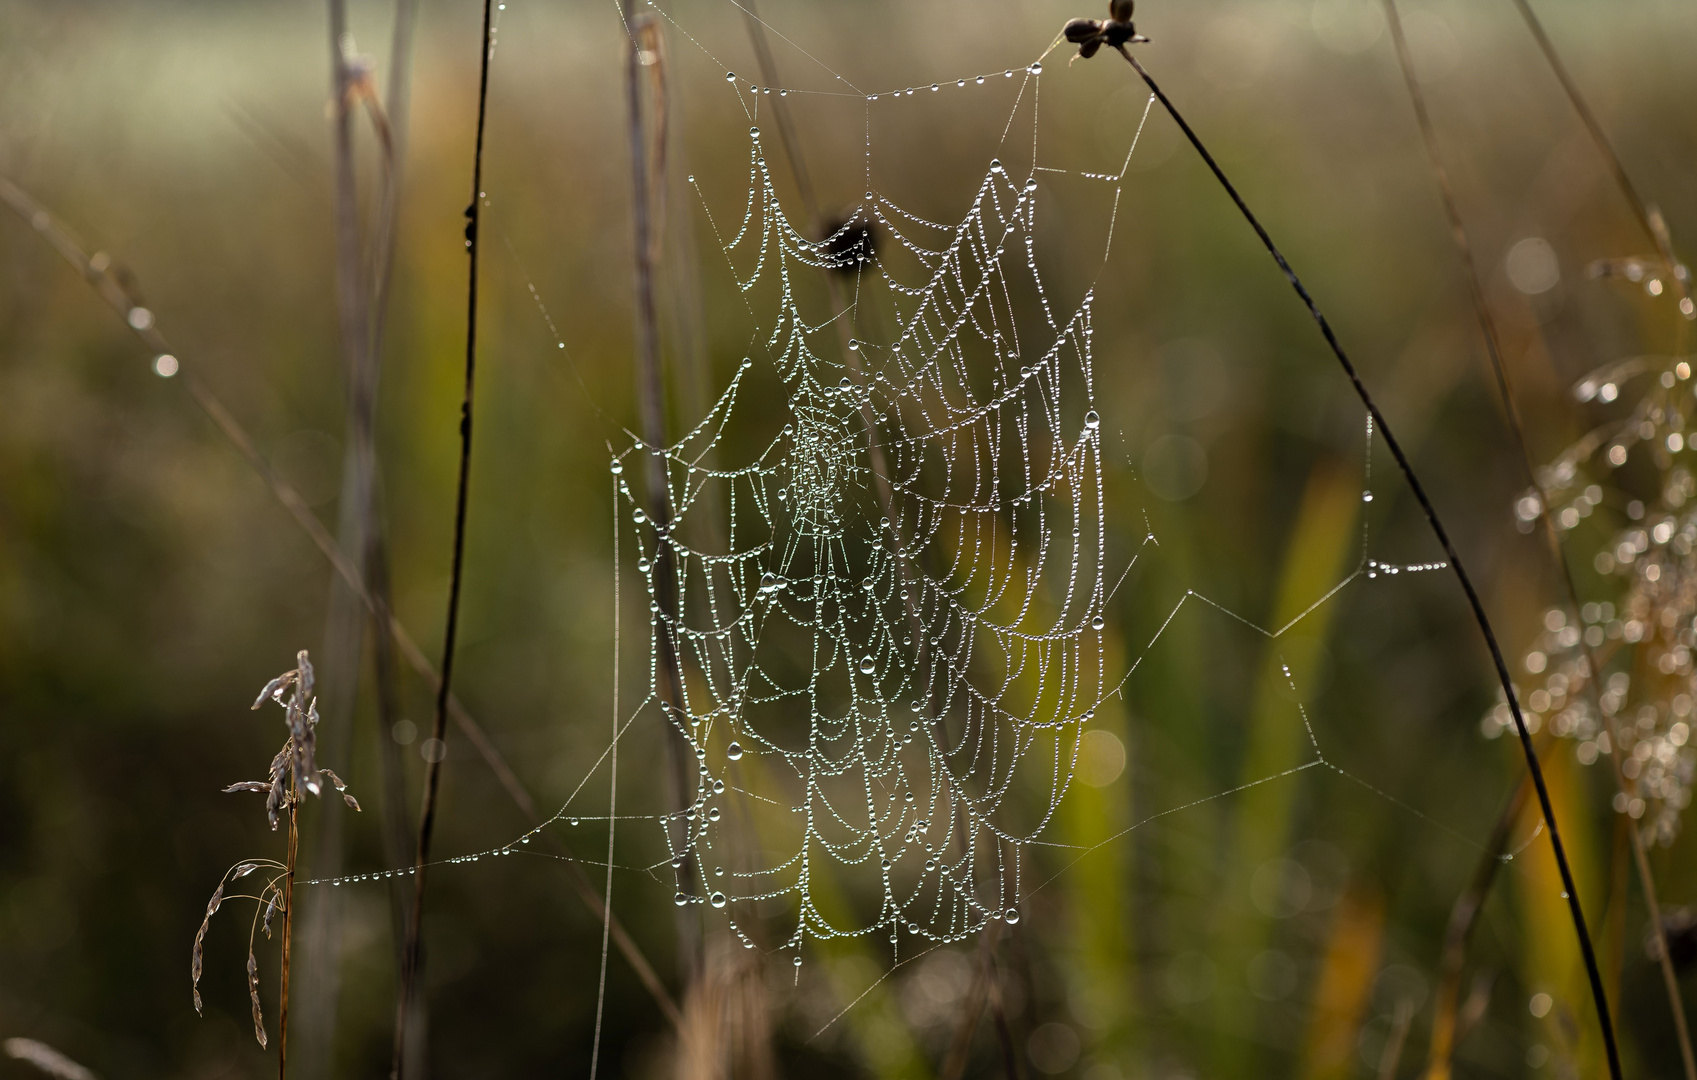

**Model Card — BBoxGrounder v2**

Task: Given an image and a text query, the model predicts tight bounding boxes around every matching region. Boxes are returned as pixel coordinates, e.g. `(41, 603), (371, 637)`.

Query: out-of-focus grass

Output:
(2, 1), (1696, 1077)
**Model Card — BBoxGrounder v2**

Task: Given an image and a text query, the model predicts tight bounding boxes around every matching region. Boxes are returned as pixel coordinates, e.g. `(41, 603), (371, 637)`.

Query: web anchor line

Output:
(1106, 43), (1622, 1080)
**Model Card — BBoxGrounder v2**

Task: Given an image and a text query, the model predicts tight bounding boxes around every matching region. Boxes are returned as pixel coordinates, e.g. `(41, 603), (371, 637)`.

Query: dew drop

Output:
(1004, 69), (1014, 78)
(957, 78), (966, 87)
(633, 508), (647, 523)
(712, 779), (725, 794)
(708, 807), (721, 822)
(793, 955), (803, 967)
(710, 891), (727, 908)
(1028, 62), (1042, 75)
(637, 557), (651, 573)
(726, 71), (737, 82)
(749, 126), (760, 138)
(990, 158), (1004, 173)
(609, 458), (623, 474)
(714, 865), (724, 877)
(153, 354), (178, 378)
(1092, 615), (1105, 631)
(907, 921), (919, 933)
(1363, 491), (1374, 503)
(848, 338), (859, 351)
(675, 892), (688, 906)
(861, 655), (877, 674)
(976, 75), (986, 85)
(727, 742), (744, 761)
(931, 83), (940, 92)
(1085, 409), (1101, 429)
(1004, 907), (1020, 925)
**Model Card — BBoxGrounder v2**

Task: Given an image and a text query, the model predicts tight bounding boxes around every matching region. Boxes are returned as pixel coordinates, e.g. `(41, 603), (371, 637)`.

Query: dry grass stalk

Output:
(191, 651), (359, 1074)
(0, 178), (680, 1027)
(3, 1038), (98, 1080)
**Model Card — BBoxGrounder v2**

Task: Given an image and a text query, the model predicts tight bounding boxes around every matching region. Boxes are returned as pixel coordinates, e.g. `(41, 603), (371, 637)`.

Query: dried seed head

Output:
(223, 781), (271, 794)
(251, 671), (295, 711)
(296, 650), (314, 702)
(261, 891), (278, 939)
(191, 883), (223, 1015)
(318, 768), (361, 811)
(247, 950), (266, 1048)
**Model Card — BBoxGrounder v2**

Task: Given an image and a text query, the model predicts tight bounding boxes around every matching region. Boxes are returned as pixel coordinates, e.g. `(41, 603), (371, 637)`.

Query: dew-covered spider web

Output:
(302, 0), (1481, 998)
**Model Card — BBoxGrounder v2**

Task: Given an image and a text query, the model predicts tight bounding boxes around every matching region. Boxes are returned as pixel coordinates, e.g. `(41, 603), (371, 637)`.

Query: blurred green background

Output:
(2, 0), (1696, 1077)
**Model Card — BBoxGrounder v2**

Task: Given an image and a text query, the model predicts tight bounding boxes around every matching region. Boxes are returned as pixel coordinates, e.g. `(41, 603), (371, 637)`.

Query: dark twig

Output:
(1105, 43), (1623, 1080)
(393, 0), (496, 1073)
(1380, 2), (1696, 1075)
(0, 175), (682, 1030)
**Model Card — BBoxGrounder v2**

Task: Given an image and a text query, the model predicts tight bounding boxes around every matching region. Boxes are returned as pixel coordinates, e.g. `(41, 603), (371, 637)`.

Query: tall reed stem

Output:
(1113, 45), (1623, 1080)
(393, 0), (495, 1074)
(622, 1), (703, 979)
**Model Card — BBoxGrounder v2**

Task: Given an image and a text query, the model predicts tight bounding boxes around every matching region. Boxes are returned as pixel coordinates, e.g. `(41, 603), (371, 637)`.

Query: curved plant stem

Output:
(1113, 45), (1623, 1080)
(393, 1), (496, 1075)
(1380, 2), (1696, 1076)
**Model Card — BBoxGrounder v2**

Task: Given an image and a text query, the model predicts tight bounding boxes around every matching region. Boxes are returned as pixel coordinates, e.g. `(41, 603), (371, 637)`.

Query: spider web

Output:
(300, 0), (1475, 1005)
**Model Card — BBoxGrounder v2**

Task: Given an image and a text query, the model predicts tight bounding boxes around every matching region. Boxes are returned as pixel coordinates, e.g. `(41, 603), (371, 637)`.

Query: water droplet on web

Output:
(861, 655), (877, 674)
(957, 78), (966, 87)
(708, 807), (721, 821)
(976, 75), (986, 85)
(848, 338), (859, 351)
(761, 572), (777, 592)
(712, 779), (725, 793)
(931, 83), (940, 92)
(714, 865), (724, 877)
(674, 892), (688, 906)
(609, 458), (623, 474)
(1362, 491), (1374, 503)
(710, 892), (727, 908)
(840, 376), (852, 389)
(1004, 907), (1020, 925)
(925, 859), (936, 870)
(1028, 62), (1042, 75)
(990, 159), (1004, 174)
(749, 126), (760, 138)
(793, 955), (803, 967)
(633, 508), (646, 523)
(1085, 409), (1100, 429)
(637, 557), (651, 573)
(1092, 615), (1105, 630)
(726, 71), (736, 82)
(907, 921), (919, 933)
(1004, 69), (1014, 78)
(727, 742), (744, 761)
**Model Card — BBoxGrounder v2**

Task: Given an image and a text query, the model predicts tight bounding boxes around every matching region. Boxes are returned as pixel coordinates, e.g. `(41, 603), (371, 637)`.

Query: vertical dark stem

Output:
(622, 2), (702, 980)
(393, 1), (495, 1075)
(1380, 2), (1696, 1075)
(1114, 47), (1623, 1080)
